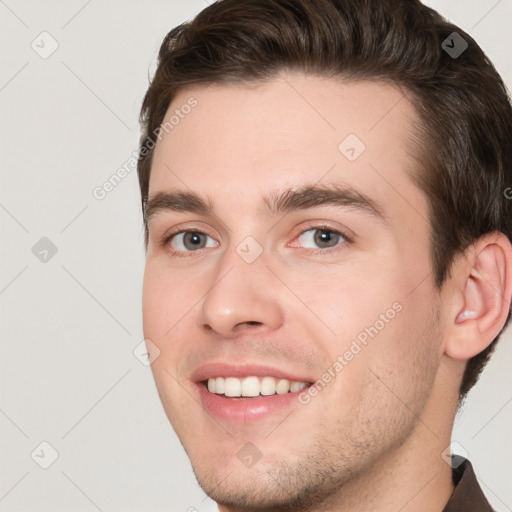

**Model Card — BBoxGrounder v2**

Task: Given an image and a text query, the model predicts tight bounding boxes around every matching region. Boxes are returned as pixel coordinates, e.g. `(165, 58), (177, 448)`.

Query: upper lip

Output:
(191, 362), (315, 383)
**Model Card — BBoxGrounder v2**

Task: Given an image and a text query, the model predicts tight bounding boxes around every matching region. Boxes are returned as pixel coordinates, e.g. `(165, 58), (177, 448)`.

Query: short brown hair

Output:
(137, 0), (512, 400)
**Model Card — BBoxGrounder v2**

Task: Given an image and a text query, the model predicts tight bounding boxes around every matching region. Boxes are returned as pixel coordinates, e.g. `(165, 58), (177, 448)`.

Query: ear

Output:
(444, 232), (512, 361)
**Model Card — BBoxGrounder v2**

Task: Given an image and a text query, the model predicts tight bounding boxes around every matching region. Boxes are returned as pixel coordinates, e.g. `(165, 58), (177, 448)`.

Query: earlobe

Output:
(445, 233), (512, 361)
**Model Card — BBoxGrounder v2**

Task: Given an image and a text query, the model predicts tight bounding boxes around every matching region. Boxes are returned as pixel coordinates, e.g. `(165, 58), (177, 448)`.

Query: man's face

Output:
(142, 74), (446, 509)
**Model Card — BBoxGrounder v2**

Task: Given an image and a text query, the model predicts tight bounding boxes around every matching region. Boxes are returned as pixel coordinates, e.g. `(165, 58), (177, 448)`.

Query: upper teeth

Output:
(207, 376), (308, 397)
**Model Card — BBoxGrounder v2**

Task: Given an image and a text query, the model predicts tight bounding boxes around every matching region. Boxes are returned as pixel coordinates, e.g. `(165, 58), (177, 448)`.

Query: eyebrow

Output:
(145, 184), (386, 224)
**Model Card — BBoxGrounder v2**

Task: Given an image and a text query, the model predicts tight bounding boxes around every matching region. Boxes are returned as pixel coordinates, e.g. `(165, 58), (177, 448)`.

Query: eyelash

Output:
(160, 224), (352, 258)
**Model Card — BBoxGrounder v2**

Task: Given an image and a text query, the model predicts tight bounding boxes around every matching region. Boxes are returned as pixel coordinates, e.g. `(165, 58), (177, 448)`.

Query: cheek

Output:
(355, 292), (441, 400)
(291, 260), (399, 342)
(142, 262), (196, 335)
(142, 267), (195, 422)
(142, 262), (207, 383)
(331, 302), (439, 438)
(306, 261), (438, 391)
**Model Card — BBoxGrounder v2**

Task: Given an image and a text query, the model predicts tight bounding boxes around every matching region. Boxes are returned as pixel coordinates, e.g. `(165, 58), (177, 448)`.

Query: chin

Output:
(187, 449), (356, 512)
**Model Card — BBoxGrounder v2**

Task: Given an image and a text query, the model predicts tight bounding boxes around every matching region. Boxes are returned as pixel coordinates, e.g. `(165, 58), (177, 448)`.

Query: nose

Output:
(197, 245), (284, 338)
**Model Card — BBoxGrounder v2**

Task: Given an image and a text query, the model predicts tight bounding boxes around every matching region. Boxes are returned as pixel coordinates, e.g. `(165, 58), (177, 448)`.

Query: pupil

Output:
(315, 229), (337, 247)
(186, 232), (203, 249)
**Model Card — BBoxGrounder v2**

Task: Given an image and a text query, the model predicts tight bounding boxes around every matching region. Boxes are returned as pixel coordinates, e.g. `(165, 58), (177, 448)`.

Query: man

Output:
(137, 0), (512, 510)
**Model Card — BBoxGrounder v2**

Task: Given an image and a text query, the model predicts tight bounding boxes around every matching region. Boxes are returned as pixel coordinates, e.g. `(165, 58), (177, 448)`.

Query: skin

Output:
(142, 73), (512, 512)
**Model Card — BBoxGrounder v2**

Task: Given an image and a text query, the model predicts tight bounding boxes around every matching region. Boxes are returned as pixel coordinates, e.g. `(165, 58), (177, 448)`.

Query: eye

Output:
(292, 226), (348, 251)
(165, 230), (218, 255)
(161, 225), (349, 258)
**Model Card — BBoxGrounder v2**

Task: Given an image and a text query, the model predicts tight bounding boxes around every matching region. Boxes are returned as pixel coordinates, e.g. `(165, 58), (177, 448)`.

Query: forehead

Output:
(149, 74), (426, 226)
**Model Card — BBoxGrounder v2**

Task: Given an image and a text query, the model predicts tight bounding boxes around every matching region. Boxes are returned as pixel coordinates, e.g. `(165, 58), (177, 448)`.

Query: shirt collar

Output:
(442, 458), (494, 512)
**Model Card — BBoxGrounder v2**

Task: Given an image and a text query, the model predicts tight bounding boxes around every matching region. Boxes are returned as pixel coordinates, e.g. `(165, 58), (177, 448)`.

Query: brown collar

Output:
(442, 458), (494, 511)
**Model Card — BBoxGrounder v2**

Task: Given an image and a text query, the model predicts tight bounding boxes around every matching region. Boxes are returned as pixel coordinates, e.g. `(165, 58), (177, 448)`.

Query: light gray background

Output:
(1, 1), (511, 511)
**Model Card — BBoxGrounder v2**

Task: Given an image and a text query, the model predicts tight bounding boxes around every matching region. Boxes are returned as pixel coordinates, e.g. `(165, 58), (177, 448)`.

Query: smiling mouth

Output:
(203, 376), (312, 398)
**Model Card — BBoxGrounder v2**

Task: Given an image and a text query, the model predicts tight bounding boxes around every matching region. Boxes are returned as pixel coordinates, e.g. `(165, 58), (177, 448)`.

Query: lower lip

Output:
(196, 383), (307, 424)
